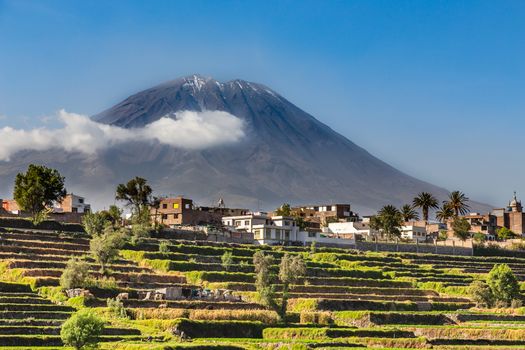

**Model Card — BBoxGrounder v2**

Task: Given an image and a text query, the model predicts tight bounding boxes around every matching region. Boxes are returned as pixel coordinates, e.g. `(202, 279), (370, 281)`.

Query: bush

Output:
(60, 258), (90, 290)
(60, 309), (104, 350)
(82, 212), (108, 237)
(130, 224), (150, 245)
(159, 240), (170, 253)
(221, 251), (234, 271)
(90, 227), (126, 274)
(107, 297), (128, 318)
(468, 280), (494, 307)
(487, 263), (520, 306)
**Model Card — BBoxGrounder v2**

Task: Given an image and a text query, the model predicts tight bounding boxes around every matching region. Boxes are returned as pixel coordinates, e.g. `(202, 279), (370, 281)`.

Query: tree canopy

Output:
(370, 205), (404, 239)
(412, 192), (438, 222)
(451, 217), (471, 241)
(115, 177), (152, 216)
(447, 190), (470, 216)
(435, 203), (454, 223)
(400, 204), (419, 222)
(13, 164), (66, 223)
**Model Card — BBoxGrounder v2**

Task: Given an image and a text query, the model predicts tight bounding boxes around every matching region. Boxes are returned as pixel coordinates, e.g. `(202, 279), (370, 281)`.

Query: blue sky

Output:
(0, 0), (524, 206)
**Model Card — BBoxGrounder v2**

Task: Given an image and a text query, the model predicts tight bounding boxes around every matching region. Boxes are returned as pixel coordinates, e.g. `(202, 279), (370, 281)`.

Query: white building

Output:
(54, 193), (91, 214)
(222, 213), (356, 246)
(400, 225), (427, 242)
(222, 213), (299, 245)
(326, 221), (373, 239)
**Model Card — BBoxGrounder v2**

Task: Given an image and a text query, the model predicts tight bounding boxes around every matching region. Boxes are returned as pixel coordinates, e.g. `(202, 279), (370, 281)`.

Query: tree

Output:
(60, 258), (90, 290)
(82, 212), (108, 237)
(115, 177), (152, 217)
(472, 232), (487, 244)
(221, 251), (234, 271)
(99, 205), (123, 228)
(150, 196), (162, 230)
(253, 251), (307, 322)
(451, 217), (471, 240)
(412, 192), (439, 222)
(60, 309), (104, 350)
(275, 203), (292, 216)
(278, 253), (306, 319)
(468, 280), (494, 308)
(400, 204), (419, 222)
(496, 227), (516, 241)
(448, 190), (470, 217)
(13, 164), (66, 224)
(253, 251), (278, 313)
(487, 263), (520, 306)
(451, 217), (471, 241)
(435, 203), (454, 224)
(370, 205), (404, 239)
(90, 227), (125, 274)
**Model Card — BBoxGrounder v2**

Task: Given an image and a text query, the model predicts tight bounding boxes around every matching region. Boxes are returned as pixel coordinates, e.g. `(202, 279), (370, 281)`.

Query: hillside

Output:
(2, 226), (525, 348)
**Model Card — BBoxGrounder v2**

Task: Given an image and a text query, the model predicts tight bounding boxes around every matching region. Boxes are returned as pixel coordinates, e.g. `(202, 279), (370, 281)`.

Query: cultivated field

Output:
(2, 228), (525, 349)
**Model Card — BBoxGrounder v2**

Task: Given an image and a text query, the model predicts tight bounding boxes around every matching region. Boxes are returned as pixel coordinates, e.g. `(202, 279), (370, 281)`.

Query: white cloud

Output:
(0, 109), (245, 161)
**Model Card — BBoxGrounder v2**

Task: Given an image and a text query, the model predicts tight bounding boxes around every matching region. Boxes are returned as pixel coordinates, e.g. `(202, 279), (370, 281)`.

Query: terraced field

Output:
(2, 227), (525, 349)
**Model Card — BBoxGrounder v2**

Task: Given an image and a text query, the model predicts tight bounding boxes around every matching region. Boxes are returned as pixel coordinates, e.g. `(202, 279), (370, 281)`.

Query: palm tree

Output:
(400, 204), (419, 222)
(448, 191), (470, 216)
(371, 205), (404, 239)
(412, 192), (439, 222)
(435, 203), (454, 223)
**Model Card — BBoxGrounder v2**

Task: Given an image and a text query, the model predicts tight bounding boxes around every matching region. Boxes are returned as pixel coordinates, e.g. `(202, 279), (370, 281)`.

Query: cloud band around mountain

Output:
(0, 110), (245, 161)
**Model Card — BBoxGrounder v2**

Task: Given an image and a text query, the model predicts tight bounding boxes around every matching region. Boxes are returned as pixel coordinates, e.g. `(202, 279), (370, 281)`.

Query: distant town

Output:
(3, 164), (524, 254)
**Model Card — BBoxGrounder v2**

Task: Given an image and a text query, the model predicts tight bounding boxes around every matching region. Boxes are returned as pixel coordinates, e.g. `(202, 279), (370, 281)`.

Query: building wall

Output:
(154, 197), (248, 227)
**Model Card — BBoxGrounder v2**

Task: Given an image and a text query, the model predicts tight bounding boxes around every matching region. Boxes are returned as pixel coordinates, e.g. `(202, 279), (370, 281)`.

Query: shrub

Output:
(468, 280), (494, 308)
(221, 251), (234, 271)
(487, 263), (520, 306)
(107, 297), (128, 318)
(60, 258), (90, 290)
(497, 227), (517, 241)
(60, 309), (104, 350)
(90, 227), (126, 274)
(159, 240), (170, 253)
(82, 212), (108, 237)
(130, 223), (150, 245)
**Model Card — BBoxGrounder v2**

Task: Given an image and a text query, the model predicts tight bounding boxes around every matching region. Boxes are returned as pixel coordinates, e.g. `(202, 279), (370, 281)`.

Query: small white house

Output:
(222, 213), (299, 245)
(401, 225), (427, 242)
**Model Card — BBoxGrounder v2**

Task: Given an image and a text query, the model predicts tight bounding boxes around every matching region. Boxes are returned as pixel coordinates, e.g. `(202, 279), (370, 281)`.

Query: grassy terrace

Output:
(3, 228), (525, 348)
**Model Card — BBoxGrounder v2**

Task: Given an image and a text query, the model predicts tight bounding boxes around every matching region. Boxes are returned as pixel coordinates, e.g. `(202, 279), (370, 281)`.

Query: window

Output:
(244, 220), (249, 226)
(162, 204), (167, 209)
(235, 220), (242, 227)
(185, 204), (190, 209)
(78, 198), (84, 204)
(72, 207), (78, 213)
(284, 230), (290, 240)
(162, 214), (168, 220)
(173, 203), (179, 209)
(308, 232), (317, 238)
(284, 221), (290, 226)
(265, 229), (272, 239)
